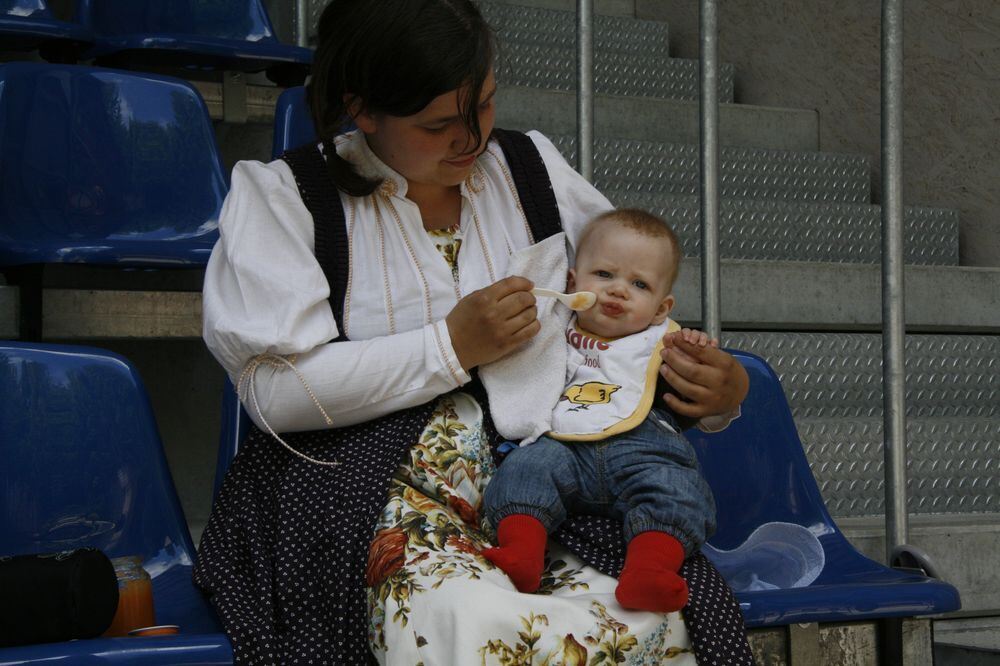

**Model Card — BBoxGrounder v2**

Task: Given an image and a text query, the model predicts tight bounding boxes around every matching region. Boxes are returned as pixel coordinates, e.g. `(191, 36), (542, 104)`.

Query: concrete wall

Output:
(636, 0), (1000, 267)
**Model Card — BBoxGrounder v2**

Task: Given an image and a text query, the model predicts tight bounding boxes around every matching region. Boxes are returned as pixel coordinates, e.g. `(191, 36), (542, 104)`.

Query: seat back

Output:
(688, 351), (961, 623)
(0, 0), (92, 53)
(0, 62), (226, 267)
(271, 86), (314, 159)
(0, 341), (219, 632)
(74, 0), (311, 81)
(1, 0), (55, 19)
(76, 0), (278, 42)
(687, 350), (836, 549)
(213, 376), (251, 501)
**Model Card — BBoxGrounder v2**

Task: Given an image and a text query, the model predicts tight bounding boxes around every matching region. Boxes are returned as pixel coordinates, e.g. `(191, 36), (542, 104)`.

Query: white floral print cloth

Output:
(366, 393), (697, 665)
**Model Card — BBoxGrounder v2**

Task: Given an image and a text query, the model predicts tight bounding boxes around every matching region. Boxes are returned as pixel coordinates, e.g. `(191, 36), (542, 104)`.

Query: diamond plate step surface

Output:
(723, 332), (1000, 516)
(497, 88), (820, 151)
(608, 193), (959, 265)
(724, 332), (1000, 420)
(549, 134), (871, 204)
(480, 1), (736, 102)
(794, 417), (998, 517)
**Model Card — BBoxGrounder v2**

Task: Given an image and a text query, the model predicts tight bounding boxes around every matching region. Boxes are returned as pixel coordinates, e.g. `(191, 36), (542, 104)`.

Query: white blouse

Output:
(203, 129), (613, 432)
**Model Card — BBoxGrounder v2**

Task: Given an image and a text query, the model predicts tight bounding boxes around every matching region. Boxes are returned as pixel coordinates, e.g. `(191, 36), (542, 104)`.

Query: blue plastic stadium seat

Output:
(271, 85), (357, 159)
(0, 341), (232, 664)
(272, 86), (313, 159)
(75, 0), (312, 85)
(687, 351), (961, 625)
(0, 0), (93, 57)
(0, 62), (226, 268)
(214, 351), (961, 628)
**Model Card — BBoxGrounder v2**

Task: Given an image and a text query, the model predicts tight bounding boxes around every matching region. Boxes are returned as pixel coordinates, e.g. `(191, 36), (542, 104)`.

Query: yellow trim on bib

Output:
(549, 319), (680, 442)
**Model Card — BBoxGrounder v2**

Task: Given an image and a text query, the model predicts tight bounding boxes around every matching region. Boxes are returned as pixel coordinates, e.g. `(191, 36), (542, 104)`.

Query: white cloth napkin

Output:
(480, 232), (572, 445)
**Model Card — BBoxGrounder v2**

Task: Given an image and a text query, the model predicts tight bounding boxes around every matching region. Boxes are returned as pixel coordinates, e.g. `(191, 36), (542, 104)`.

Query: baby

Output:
(482, 208), (718, 613)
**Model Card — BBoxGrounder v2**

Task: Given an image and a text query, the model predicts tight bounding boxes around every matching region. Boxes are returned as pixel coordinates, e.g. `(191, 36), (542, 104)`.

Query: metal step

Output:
(935, 617), (1000, 665)
(480, 0), (670, 58)
(723, 332), (1000, 517)
(606, 192), (959, 265)
(548, 134), (871, 204)
(496, 87), (820, 151)
(481, 0), (736, 102)
(727, 333), (1000, 421)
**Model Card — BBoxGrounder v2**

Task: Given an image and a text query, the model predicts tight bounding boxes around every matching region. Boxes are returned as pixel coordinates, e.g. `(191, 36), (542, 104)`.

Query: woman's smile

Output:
(444, 154), (477, 168)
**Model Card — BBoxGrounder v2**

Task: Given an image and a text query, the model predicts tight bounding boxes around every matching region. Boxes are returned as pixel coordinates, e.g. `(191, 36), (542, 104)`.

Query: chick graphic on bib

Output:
(561, 381), (621, 411)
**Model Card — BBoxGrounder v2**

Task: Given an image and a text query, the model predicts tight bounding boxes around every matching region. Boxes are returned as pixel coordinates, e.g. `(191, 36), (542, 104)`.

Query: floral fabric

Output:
(366, 393), (697, 665)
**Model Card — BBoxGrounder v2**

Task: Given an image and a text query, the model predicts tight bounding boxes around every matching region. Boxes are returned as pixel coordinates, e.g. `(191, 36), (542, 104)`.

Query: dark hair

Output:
(307, 0), (495, 196)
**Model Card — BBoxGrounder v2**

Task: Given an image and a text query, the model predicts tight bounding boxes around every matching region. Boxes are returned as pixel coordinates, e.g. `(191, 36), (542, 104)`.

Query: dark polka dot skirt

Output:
(194, 391), (754, 665)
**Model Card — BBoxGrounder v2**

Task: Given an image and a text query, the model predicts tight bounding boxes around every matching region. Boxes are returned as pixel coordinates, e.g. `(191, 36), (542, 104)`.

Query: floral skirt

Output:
(366, 393), (697, 665)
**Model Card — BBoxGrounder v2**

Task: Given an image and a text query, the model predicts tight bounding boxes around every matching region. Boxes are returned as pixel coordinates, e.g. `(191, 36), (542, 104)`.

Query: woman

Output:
(195, 0), (753, 663)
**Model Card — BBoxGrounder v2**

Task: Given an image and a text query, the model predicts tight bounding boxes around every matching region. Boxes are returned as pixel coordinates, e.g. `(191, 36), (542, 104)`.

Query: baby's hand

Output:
(678, 328), (719, 348)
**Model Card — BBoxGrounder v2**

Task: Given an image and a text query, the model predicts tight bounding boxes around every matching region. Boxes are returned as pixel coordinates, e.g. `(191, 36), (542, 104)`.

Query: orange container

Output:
(103, 556), (155, 637)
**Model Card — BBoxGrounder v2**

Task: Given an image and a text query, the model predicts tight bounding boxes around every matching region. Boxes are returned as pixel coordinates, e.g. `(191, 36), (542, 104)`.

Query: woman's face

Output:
(357, 71), (497, 193)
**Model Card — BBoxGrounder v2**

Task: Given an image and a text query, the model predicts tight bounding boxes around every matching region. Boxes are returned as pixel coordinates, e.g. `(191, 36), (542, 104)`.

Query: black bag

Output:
(0, 548), (119, 647)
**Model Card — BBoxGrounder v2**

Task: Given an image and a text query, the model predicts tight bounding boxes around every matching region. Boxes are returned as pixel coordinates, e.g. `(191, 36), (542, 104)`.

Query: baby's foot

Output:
(482, 545), (544, 593)
(615, 567), (689, 612)
(482, 514), (548, 593)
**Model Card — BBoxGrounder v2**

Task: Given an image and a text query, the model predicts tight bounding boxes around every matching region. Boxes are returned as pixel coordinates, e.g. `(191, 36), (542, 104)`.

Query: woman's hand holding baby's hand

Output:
(659, 329), (747, 418)
(446, 276), (540, 371)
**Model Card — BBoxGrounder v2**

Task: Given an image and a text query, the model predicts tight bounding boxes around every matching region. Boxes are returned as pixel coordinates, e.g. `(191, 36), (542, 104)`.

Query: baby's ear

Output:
(651, 293), (675, 324)
(567, 268), (577, 292)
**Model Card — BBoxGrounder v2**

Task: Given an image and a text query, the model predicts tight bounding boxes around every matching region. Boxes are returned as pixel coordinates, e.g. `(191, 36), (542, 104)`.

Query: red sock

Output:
(482, 514), (547, 593)
(615, 531), (689, 612)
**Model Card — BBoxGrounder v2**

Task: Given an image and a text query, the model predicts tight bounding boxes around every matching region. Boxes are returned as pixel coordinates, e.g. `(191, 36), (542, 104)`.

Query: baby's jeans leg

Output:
(483, 436), (585, 533)
(605, 413), (717, 555)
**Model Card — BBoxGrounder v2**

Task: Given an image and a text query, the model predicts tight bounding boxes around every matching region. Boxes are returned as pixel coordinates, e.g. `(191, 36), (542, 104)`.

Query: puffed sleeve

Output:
(526, 130), (614, 251)
(203, 160), (470, 432)
(203, 160), (339, 371)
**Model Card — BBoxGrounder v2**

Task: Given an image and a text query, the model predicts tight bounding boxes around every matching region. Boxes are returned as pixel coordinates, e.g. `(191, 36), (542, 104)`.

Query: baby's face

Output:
(569, 223), (676, 338)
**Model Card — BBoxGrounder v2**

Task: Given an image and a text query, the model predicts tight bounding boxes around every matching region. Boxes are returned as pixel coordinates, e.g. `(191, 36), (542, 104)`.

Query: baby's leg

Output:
(605, 419), (716, 612)
(482, 437), (581, 592)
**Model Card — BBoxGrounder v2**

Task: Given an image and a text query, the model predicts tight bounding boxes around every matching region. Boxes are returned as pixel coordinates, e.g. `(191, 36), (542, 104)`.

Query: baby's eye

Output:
(633, 280), (649, 290)
(595, 270), (612, 278)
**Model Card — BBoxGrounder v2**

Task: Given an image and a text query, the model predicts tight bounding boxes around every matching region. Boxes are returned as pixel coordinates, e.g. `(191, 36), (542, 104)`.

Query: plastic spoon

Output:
(531, 288), (597, 311)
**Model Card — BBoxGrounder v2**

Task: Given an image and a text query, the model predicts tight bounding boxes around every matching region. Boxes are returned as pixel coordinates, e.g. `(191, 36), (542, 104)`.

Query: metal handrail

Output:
(699, 0), (721, 341)
(692, 0), (911, 559)
(295, 0), (309, 47)
(577, 0), (594, 182)
(881, 0), (910, 561)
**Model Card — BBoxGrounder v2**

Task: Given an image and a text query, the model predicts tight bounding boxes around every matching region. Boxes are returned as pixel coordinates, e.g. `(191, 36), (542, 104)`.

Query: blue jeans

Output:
(483, 410), (716, 555)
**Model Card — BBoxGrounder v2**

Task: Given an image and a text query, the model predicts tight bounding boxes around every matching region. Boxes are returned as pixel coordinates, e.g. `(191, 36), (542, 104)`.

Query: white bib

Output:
(549, 317), (681, 441)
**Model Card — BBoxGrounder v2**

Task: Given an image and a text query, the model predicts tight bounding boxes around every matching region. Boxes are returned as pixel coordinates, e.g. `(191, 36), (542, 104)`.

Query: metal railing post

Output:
(296, 0), (309, 48)
(881, 0), (909, 561)
(577, 0), (594, 182)
(699, 0), (721, 339)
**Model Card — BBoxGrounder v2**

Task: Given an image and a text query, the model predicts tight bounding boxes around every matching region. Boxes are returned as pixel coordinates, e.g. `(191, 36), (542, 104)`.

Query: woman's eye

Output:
(423, 125), (448, 134)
